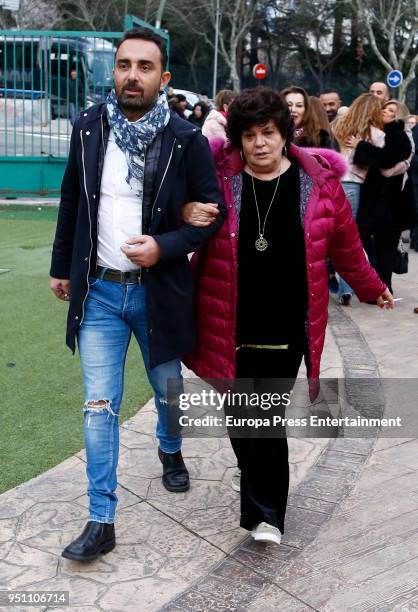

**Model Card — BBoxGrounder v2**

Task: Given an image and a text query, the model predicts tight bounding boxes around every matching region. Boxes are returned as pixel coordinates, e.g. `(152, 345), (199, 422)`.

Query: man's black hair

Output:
(115, 27), (168, 69)
(319, 89), (341, 98)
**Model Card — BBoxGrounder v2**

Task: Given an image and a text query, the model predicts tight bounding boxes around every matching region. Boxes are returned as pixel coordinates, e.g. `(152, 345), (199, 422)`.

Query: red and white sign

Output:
(253, 63), (268, 80)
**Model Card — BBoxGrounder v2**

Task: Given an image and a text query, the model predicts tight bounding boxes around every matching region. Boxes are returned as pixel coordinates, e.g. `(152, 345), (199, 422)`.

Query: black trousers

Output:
(230, 344), (304, 533)
(360, 230), (401, 294)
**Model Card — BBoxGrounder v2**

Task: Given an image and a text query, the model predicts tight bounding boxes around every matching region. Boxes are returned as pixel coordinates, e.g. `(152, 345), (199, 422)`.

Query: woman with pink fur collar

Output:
(182, 87), (392, 547)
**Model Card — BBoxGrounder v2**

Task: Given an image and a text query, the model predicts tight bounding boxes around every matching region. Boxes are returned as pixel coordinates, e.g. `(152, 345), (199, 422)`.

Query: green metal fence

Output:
(0, 16), (170, 197)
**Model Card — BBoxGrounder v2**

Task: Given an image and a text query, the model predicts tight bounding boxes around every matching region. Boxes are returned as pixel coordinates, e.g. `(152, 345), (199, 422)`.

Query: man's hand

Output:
(376, 288), (394, 309)
(120, 235), (162, 267)
(181, 202), (220, 227)
(50, 277), (70, 301)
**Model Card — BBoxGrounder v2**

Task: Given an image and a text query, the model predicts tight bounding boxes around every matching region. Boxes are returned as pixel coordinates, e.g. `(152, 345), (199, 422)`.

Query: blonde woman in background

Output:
(352, 98), (415, 294)
(202, 89), (237, 140)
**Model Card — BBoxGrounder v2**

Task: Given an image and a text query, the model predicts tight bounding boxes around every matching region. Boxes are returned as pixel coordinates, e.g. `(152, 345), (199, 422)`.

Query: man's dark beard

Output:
(116, 82), (158, 114)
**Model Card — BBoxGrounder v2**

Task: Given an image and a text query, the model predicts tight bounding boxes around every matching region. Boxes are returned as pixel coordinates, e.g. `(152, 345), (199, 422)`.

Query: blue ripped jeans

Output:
(77, 278), (182, 523)
(337, 182), (361, 301)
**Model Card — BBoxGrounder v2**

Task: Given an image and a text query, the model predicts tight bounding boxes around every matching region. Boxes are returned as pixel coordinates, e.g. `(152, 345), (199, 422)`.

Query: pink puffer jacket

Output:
(184, 140), (386, 387)
(202, 109), (227, 140)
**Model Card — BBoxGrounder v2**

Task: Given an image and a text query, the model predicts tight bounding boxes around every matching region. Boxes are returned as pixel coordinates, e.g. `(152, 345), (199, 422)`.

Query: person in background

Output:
(319, 89), (342, 122)
(202, 89), (237, 140)
(199, 90), (210, 106)
(188, 102), (208, 128)
(172, 93), (188, 120)
(68, 68), (83, 126)
(354, 99), (415, 294)
(281, 86), (332, 148)
(369, 81), (390, 103)
(333, 93), (387, 304)
(409, 116), (418, 252)
(181, 87), (393, 547)
(309, 96), (340, 150)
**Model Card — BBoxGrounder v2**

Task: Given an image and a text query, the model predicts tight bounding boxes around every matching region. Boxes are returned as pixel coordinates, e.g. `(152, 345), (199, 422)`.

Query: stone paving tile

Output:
(118, 428), (157, 450)
(8, 456), (87, 503)
(163, 589), (238, 611)
(15, 502), (88, 556)
(98, 576), (190, 611)
(191, 574), (267, 608)
(180, 501), (241, 539)
(0, 542), (58, 590)
(347, 452), (416, 496)
(145, 478), (239, 511)
(180, 437), (226, 458)
(372, 439), (418, 470)
(16, 574), (107, 609)
(75, 484), (142, 512)
(287, 493), (337, 515)
(246, 583), (314, 611)
(0, 489), (39, 520)
(203, 527), (248, 554)
(116, 474), (152, 499)
(294, 465), (357, 504)
(118, 447), (163, 478)
(229, 543), (300, 580)
(296, 556), (418, 612)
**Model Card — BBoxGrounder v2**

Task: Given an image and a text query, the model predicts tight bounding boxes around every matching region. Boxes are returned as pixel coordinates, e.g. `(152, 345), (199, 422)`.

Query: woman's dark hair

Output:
(115, 27), (168, 69)
(193, 102), (207, 114)
(226, 87), (294, 149)
(281, 85), (322, 147)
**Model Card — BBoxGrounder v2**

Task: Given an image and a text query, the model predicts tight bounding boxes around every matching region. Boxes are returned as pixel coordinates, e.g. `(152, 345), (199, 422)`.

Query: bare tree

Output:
(167, 0), (262, 91)
(356, 0), (418, 101)
(9, 0), (62, 29)
(60, 0), (132, 31)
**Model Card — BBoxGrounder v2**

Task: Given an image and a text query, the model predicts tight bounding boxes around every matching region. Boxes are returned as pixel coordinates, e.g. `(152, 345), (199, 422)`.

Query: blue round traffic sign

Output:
(387, 70), (403, 88)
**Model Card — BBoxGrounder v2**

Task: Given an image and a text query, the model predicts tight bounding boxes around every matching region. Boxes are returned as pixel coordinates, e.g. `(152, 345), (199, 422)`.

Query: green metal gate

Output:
(0, 16), (170, 197)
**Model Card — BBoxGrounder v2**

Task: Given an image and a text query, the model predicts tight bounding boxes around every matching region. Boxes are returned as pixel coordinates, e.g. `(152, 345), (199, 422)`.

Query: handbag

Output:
(393, 239), (409, 274)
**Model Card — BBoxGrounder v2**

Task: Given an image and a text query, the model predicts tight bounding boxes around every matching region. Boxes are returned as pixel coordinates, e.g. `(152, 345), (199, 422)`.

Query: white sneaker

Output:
(230, 469), (241, 492)
(251, 522), (282, 545)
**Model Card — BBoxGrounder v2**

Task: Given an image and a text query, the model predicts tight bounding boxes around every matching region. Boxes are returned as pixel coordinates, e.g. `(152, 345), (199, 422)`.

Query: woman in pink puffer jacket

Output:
(202, 89), (237, 140)
(183, 87), (392, 547)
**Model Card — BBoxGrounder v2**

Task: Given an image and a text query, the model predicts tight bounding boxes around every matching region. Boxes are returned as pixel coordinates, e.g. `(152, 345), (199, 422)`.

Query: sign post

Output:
(387, 70), (403, 89)
(253, 63), (268, 81)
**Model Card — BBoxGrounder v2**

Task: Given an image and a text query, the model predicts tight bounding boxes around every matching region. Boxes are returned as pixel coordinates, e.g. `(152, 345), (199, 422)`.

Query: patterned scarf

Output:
(106, 89), (170, 198)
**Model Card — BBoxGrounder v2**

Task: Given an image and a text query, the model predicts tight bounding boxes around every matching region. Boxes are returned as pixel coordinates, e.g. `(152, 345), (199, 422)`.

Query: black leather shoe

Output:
(158, 448), (190, 492)
(62, 521), (115, 561)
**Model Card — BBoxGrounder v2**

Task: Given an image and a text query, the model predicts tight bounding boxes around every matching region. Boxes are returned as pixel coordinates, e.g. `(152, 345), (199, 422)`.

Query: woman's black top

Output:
(236, 161), (308, 348)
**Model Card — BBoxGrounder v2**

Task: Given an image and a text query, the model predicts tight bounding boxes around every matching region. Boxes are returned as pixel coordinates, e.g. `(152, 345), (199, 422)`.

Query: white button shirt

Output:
(97, 128), (142, 271)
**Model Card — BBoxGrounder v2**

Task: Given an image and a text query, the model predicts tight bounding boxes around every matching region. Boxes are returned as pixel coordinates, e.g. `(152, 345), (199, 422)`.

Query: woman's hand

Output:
(376, 289), (394, 309)
(345, 135), (361, 149)
(181, 201), (220, 227)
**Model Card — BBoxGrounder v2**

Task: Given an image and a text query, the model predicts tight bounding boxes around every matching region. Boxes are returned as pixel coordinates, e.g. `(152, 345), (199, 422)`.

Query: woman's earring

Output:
(239, 150), (244, 160)
(283, 144), (288, 157)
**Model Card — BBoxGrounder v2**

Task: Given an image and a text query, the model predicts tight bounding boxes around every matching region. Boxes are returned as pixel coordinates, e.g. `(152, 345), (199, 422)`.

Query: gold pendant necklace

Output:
(251, 172), (281, 251)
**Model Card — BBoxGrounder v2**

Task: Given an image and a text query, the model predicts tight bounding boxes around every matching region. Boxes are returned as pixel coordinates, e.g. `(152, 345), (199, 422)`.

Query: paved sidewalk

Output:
(1, 238), (417, 611)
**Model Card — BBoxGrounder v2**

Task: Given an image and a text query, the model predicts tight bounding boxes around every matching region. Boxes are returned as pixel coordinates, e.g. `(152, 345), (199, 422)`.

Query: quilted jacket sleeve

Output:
(327, 181), (387, 302)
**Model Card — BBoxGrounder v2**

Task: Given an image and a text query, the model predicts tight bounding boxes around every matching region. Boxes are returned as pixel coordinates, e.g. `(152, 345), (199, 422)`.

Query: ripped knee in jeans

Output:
(83, 399), (118, 425)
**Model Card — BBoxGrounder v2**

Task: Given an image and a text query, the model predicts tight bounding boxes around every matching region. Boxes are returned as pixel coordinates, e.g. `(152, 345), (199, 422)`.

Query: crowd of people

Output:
(183, 80), (418, 306)
(50, 26), (416, 562)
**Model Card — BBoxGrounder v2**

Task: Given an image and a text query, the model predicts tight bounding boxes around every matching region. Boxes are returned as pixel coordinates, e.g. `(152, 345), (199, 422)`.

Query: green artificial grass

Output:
(0, 205), (152, 494)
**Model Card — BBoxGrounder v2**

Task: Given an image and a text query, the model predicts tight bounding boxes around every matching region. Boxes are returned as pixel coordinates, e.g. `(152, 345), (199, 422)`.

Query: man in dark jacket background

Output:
(50, 27), (224, 561)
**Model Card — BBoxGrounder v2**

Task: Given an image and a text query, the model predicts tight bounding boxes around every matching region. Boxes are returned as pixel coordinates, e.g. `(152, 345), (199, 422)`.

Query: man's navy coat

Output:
(50, 103), (225, 368)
